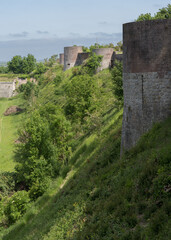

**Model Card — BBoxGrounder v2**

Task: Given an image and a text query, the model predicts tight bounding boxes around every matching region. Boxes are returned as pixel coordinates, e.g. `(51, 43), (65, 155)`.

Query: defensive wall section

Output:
(111, 52), (123, 67)
(64, 46), (83, 71)
(75, 52), (90, 66)
(0, 81), (15, 98)
(62, 46), (122, 71)
(92, 48), (114, 71)
(121, 19), (171, 152)
(59, 54), (64, 65)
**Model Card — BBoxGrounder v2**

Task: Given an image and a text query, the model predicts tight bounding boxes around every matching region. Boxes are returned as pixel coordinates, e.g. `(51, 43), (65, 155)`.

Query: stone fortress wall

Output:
(59, 54), (64, 65)
(75, 52), (90, 66)
(121, 19), (171, 152)
(64, 46), (83, 71)
(0, 81), (15, 98)
(92, 48), (114, 71)
(60, 47), (123, 71)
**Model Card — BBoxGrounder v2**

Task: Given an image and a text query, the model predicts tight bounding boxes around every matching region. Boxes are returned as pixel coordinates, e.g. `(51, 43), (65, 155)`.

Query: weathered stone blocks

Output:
(0, 82), (15, 98)
(121, 19), (171, 153)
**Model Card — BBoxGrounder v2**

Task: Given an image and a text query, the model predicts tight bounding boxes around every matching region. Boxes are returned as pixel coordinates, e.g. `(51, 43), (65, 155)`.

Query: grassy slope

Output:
(0, 66), (170, 239)
(1, 114), (171, 239)
(0, 96), (25, 172)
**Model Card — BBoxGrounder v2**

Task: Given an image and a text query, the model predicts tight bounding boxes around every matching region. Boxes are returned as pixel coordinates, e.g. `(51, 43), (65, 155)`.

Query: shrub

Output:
(111, 60), (123, 104)
(4, 191), (30, 225)
(15, 104), (72, 198)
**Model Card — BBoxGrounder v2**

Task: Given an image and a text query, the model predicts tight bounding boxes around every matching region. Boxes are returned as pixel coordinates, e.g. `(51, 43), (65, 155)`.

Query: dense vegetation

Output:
(83, 41), (123, 53)
(136, 4), (171, 21)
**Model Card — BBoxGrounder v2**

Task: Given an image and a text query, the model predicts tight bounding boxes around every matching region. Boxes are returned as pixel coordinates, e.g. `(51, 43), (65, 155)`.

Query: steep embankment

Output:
(1, 113), (171, 239)
(0, 96), (24, 172)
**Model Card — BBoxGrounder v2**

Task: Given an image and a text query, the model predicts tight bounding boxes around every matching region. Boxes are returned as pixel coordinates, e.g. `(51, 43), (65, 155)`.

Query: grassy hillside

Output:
(0, 63), (170, 240)
(1, 113), (170, 240)
(0, 96), (25, 172)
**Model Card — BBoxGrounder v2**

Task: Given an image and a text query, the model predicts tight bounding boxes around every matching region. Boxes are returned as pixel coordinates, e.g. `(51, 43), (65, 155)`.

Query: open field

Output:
(0, 96), (24, 172)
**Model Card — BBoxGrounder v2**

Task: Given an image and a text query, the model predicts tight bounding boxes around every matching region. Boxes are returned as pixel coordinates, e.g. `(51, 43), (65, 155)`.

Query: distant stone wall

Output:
(111, 52), (123, 67)
(92, 48), (114, 71)
(59, 54), (64, 65)
(121, 19), (171, 153)
(75, 52), (90, 66)
(0, 82), (15, 98)
(64, 46), (83, 71)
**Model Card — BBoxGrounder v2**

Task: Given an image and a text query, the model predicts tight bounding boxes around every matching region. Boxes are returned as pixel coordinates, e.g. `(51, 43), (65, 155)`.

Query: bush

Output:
(4, 191), (30, 225)
(8, 54), (36, 74)
(15, 104), (72, 198)
(18, 81), (39, 100)
(84, 53), (103, 75)
(111, 60), (123, 104)
(65, 74), (97, 122)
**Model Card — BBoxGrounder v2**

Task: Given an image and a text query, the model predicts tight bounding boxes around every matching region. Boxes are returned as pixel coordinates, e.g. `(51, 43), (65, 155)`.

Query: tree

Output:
(65, 74), (97, 122)
(7, 54), (36, 74)
(15, 104), (71, 198)
(84, 53), (103, 75)
(111, 60), (123, 104)
(22, 54), (36, 74)
(114, 41), (123, 52)
(136, 4), (171, 21)
(8, 55), (23, 73)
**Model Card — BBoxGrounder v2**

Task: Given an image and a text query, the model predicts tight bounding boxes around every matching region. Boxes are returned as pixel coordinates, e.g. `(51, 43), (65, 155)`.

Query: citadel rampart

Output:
(64, 46), (83, 71)
(92, 48), (114, 71)
(121, 19), (171, 152)
(75, 52), (90, 66)
(0, 82), (15, 98)
(111, 52), (123, 67)
(59, 54), (64, 65)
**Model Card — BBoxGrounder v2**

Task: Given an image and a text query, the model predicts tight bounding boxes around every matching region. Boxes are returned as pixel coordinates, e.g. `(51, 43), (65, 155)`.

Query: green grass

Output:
(1, 112), (170, 240)
(0, 74), (29, 82)
(0, 96), (25, 172)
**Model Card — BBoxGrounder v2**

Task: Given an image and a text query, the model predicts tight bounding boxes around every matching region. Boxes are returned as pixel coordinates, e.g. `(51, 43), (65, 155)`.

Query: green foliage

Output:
(65, 74), (96, 122)
(0, 172), (15, 198)
(8, 54), (36, 74)
(2, 114), (170, 240)
(72, 53), (102, 76)
(35, 62), (47, 75)
(18, 81), (39, 100)
(84, 53), (103, 75)
(114, 41), (123, 52)
(44, 55), (58, 67)
(111, 60), (123, 104)
(22, 54), (36, 74)
(0, 66), (9, 74)
(4, 191), (30, 225)
(88, 43), (114, 52)
(136, 4), (171, 21)
(14, 103), (72, 197)
(7, 56), (23, 74)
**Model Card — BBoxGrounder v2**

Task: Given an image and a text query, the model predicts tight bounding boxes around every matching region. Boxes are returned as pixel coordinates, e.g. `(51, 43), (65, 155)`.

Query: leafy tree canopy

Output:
(8, 54), (36, 74)
(136, 4), (171, 21)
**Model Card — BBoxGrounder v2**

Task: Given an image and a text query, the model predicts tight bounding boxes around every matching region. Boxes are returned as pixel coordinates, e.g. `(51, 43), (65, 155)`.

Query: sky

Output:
(0, 0), (169, 61)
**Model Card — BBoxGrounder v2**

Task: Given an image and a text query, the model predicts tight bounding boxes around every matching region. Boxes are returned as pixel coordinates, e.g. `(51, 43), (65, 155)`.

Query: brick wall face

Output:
(123, 19), (171, 73)
(121, 19), (171, 153)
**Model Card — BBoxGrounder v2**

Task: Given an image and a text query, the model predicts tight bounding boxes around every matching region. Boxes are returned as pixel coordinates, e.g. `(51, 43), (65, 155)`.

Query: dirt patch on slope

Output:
(4, 106), (23, 116)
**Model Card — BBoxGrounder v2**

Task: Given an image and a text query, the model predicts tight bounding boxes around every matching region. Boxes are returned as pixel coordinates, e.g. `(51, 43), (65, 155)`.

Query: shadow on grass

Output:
(2, 122), (122, 240)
